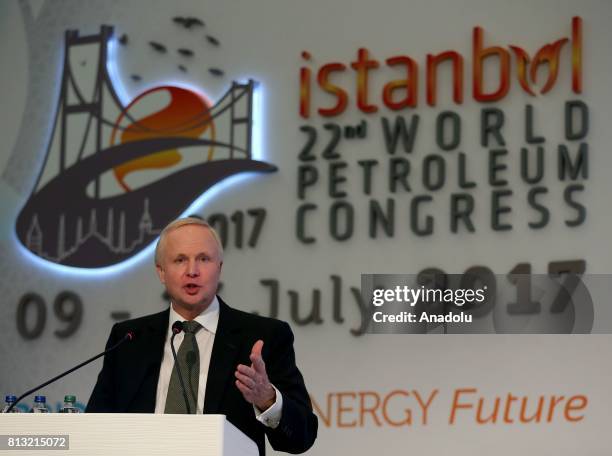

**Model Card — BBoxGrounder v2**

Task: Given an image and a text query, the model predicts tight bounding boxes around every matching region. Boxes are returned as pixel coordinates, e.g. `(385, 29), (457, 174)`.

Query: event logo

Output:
(16, 26), (276, 268)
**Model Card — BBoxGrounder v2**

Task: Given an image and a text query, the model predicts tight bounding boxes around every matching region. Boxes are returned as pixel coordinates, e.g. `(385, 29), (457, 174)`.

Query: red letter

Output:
(564, 395), (587, 422)
(572, 16), (583, 94)
(351, 48), (379, 113)
(530, 38), (569, 94)
(473, 26), (510, 102)
(546, 395), (565, 422)
(449, 388), (476, 424)
(426, 51), (464, 106)
(310, 393), (332, 427)
(510, 46), (536, 96)
(382, 390), (412, 427)
(359, 391), (382, 427)
(300, 51), (312, 118)
(317, 62), (348, 117)
(383, 56), (418, 110)
(337, 392), (357, 427)
(413, 389), (438, 425)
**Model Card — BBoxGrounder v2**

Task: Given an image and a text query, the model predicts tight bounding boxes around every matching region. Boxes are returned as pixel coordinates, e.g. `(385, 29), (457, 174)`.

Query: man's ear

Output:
(155, 263), (165, 284)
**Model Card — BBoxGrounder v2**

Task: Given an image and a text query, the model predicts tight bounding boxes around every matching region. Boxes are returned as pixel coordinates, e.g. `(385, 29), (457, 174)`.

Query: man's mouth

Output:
(184, 284), (201, 295)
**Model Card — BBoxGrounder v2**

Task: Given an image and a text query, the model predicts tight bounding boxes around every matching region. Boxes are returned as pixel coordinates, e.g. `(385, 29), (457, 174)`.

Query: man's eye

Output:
(200, 256), (210, 262)
(175, 258), (185, 263)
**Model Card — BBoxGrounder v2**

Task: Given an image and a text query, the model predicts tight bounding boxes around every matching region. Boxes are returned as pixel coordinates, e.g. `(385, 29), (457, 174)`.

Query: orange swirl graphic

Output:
(110, 86), (215, 191)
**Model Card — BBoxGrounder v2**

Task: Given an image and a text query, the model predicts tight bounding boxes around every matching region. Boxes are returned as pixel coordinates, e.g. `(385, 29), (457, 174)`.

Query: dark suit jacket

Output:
(86, 298), (317, 455)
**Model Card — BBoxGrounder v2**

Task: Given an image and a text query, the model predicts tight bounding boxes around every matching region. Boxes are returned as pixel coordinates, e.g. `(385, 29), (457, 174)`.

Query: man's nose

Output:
(186, 260), (200, 277)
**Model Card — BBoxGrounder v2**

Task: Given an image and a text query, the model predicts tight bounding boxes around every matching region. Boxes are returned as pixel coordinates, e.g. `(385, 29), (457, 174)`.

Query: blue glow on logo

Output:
(251, 81), (266, 161)
(105, 37), (130, 106)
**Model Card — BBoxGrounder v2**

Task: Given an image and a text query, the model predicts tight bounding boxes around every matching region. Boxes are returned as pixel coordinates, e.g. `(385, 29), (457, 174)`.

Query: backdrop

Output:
(1, 0), (611, 454)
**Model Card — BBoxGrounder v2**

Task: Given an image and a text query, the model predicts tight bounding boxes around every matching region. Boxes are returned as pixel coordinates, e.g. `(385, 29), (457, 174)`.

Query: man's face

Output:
(156, 224), (222, 317)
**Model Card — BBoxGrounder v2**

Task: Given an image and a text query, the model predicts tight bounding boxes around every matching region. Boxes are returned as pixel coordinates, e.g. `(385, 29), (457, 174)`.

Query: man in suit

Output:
(87, 217), (317, 455)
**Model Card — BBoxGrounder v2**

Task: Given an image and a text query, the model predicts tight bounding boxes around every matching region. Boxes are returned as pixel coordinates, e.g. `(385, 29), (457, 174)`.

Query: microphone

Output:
(170, 321), (191, 414)
(5, 331), (135, 413)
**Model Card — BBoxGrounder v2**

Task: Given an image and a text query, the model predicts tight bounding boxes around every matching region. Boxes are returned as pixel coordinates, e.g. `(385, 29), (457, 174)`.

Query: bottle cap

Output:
(34, 395), (46, 402)
(5, 395), (17, 402)
(64, 395), (76, 403)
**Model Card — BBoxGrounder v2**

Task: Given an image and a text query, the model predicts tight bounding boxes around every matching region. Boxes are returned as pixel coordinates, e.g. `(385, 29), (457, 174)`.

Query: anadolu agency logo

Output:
(16, 25), (276, 268)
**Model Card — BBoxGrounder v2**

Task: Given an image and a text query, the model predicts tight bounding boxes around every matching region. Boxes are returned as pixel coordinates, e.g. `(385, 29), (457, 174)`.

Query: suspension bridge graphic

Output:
(16, 25), (276, 268)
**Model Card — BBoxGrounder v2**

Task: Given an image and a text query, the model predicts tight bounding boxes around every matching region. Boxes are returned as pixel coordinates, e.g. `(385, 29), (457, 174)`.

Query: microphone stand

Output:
(5, 332), (134, 413)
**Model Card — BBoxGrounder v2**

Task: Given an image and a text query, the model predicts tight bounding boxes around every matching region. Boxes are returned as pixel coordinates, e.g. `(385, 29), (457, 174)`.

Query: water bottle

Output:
(60, 395), (79, 413)
(31, 395), (49, 413)
(2, 395), (20, 413)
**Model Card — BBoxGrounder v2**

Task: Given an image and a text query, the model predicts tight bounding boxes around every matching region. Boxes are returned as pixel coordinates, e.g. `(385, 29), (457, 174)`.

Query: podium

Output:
(0, 414), (258, 455)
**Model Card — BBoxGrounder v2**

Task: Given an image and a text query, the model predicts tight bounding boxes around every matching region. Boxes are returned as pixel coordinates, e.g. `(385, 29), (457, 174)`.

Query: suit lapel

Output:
(125, 309), (168, 412)
(204, 299), (242, 413)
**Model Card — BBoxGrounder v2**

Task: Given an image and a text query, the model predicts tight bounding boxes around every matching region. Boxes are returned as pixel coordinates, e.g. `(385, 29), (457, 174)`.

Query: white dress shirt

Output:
(154, 296), (282, 427)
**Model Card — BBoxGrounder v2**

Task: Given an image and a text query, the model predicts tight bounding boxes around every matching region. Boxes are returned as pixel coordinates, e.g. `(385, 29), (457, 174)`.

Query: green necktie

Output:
(165, 320), (201, 414)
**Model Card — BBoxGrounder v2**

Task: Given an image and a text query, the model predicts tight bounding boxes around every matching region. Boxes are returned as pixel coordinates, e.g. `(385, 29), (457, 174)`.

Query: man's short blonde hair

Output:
(154, 217), (224, 265)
